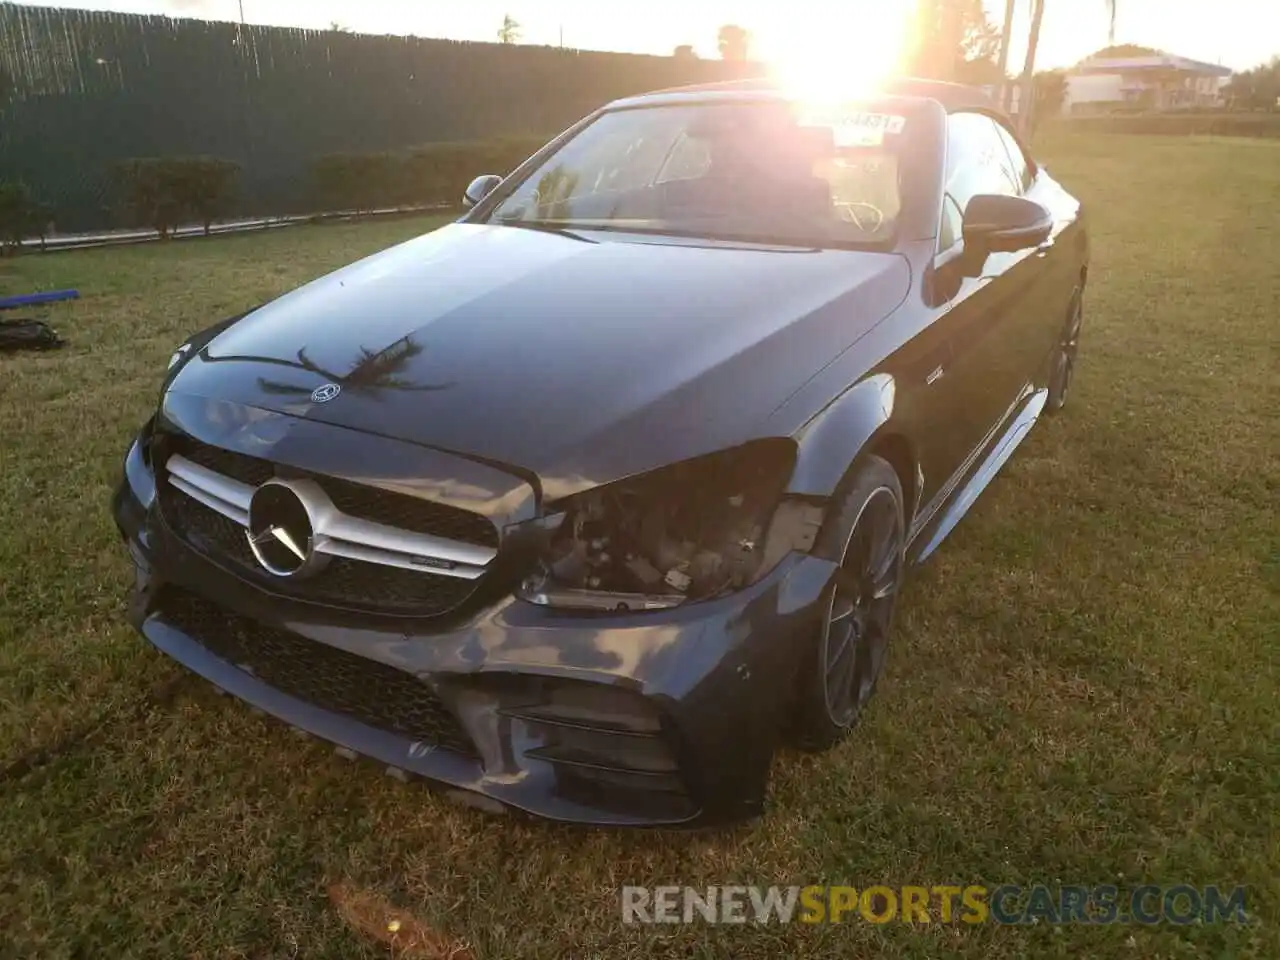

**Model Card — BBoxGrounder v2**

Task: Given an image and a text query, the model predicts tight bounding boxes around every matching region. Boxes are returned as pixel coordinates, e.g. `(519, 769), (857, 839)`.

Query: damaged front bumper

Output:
(113, 437), (838, 827)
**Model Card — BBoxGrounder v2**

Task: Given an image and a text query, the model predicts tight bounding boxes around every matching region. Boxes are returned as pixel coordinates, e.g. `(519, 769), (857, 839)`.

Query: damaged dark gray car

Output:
(113, 78), (1089, 825)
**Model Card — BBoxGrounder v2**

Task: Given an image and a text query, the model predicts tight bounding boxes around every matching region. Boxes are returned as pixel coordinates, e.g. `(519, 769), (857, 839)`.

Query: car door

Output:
(929, 112), (1055, 481)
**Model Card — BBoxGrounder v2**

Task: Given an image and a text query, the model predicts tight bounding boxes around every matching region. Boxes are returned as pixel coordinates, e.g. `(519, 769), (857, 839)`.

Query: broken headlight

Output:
(517, 440), (822, 612)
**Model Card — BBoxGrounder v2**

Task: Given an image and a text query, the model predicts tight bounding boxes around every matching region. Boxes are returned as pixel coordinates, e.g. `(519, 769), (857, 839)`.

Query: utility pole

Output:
(237, 0), (245, 24)
(559, 25), (564, 48)
(996, 0), (1017, 110)
(1017, 0), (1046, 137)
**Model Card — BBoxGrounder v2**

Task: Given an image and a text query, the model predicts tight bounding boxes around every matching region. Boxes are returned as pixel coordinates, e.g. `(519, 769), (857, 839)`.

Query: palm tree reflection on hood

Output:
(244, 335), (455, 401)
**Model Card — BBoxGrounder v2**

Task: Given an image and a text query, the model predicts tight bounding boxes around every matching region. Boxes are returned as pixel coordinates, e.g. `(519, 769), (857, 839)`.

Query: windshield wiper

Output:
(494, 218), (598, 243)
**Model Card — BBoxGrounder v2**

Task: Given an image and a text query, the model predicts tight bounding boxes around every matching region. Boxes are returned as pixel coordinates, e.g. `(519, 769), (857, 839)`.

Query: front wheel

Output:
(790, 455), (906, 752)
(1046, 292), (1083, 414)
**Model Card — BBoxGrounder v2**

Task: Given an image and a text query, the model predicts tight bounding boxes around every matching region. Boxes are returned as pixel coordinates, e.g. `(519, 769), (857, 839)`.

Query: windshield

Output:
(486, 101), (905, 248)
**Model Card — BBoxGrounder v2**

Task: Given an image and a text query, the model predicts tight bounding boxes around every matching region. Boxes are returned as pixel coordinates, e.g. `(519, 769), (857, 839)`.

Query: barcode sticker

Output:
(841, 113), (907, 134)
(805, 111), (907, 147)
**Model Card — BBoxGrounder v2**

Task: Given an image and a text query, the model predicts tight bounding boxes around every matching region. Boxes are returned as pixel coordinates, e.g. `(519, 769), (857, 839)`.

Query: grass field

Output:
(1, 134), (1277, 959)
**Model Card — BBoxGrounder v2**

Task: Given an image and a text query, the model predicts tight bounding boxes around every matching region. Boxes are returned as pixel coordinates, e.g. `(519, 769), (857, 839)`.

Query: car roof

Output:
(610, 76), (1006, 118)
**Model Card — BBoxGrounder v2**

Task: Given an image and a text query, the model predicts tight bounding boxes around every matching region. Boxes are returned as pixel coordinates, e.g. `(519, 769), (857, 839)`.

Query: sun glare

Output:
(758, 2), (914, 104)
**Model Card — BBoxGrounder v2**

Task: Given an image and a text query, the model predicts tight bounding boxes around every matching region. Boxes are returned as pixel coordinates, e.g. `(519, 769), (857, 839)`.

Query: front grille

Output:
(160, 491), (480, 615)
(175, 438), (499, 548)
(157, 436), (498, 616)
(158, 588), (477, 756)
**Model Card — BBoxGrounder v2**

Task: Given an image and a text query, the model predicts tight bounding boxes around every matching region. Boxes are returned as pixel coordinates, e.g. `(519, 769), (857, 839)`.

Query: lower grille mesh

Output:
(158, 588), (477, 757)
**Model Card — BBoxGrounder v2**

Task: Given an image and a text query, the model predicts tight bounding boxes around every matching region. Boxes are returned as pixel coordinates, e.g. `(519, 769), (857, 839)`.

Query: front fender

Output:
(786, 374), (897, 498)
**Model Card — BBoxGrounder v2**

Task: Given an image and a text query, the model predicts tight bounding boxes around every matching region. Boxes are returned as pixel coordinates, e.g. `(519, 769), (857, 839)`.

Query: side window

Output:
(939, 112), (1021, 250)
(939, 194), (963, 251)
(946, 113), (1020, 208)
(992, 121), (1034, 192)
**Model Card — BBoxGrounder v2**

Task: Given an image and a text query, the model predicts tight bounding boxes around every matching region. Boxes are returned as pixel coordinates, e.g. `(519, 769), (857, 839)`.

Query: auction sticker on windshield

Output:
(805, 111), (908, 147)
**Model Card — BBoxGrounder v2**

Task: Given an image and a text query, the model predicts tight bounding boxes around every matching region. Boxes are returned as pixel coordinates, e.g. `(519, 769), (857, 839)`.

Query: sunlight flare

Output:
(759, 1), (915, 103)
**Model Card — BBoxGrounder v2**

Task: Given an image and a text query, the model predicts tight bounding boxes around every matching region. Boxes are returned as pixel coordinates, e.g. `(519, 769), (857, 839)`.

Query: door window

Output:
(992, 121), (1034, 192)
(939, 194), (963, 251)
(939, 112), (1021, 250)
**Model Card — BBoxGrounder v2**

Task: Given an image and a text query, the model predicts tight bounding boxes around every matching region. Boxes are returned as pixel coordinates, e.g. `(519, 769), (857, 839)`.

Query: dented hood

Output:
(172, 223), (910, 500)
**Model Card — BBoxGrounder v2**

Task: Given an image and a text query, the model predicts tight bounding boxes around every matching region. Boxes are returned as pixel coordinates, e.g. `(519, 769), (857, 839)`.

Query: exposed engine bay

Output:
(523, 443), (819, 611)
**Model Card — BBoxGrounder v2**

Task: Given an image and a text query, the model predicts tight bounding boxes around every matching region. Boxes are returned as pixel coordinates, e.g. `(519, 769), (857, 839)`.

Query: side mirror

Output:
(463, 174), (503, 209)
(962, 194), (1053, 254)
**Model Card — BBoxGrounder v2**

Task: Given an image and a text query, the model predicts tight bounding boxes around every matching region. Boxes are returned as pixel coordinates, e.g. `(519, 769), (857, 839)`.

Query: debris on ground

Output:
(0, 318), (67, 352)
(327, 883), (475, 960)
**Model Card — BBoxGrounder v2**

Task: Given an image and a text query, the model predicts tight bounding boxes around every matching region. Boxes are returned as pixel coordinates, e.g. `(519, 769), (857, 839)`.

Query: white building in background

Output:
(1063, 52), (1233, 113)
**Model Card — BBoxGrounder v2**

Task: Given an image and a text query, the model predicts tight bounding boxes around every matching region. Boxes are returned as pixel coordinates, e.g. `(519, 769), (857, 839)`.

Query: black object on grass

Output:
(0, 319), (67, 352)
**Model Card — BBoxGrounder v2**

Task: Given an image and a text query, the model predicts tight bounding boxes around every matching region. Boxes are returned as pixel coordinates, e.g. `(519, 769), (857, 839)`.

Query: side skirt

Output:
(908, 387), (1048, 564)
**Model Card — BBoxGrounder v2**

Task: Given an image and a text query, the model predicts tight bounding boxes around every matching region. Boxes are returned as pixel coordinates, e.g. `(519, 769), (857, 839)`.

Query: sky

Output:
(13, 0), (1279, 72)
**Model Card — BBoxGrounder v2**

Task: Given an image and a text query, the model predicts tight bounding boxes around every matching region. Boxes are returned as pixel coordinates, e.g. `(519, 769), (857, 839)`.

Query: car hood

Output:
(173, 223), (910, 501)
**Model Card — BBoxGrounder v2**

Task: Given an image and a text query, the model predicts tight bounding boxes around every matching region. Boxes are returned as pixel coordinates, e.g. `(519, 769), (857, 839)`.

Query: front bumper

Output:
(113, 436), (837, 827)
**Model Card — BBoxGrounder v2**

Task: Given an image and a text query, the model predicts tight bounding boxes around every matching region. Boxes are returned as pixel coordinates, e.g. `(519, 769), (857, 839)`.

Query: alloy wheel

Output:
(819, 486), (904, 728)
(1051, 297), (1083, 408)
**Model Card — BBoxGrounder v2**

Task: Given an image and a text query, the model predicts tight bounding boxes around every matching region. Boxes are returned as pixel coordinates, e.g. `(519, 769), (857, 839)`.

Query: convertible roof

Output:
(632, 76), (1005, 118)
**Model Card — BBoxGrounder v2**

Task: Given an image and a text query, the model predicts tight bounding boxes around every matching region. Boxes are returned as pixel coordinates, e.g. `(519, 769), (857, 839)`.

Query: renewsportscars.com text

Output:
(621, 884), (1250, 926)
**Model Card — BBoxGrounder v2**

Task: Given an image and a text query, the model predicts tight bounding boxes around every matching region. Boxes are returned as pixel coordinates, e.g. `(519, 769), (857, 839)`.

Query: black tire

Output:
(1046, 291), (1083, 414)
(790, 454), (906, 752)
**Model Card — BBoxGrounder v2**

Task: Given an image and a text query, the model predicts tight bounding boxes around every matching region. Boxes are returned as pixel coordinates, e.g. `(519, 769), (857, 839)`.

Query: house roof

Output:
(1072, 51), (1233, 77)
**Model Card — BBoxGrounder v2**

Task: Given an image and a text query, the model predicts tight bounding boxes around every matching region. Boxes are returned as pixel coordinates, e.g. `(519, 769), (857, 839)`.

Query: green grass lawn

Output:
(1, 137), (1277, 959)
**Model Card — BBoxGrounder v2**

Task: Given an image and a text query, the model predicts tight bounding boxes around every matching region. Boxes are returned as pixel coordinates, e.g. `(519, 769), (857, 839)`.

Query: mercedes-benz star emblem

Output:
(246, 480), (330, 578)
(311, 382), (341, 403)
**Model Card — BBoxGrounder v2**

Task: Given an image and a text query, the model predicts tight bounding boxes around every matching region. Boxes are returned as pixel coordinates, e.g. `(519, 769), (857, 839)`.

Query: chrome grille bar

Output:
(317, 538), (485, 578)
(167, 456), (253, 525)
(319, 511), (492, 569)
